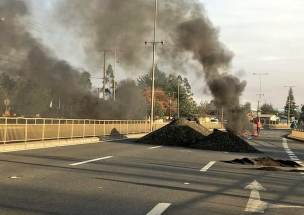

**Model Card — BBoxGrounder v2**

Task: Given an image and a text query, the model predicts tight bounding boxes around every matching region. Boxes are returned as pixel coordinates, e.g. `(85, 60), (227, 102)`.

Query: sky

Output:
(28, 0), (304, 111)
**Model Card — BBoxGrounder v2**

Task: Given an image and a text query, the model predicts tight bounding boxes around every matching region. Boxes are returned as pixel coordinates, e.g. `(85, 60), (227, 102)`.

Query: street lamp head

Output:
(1, 17), (5, 22)
(161, 41), (165, 45)
(145, 41), (148, 45)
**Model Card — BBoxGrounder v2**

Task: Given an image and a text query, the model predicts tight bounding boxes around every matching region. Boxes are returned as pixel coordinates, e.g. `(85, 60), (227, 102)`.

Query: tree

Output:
(284, 87), (298, 118)
(78, 71), (92, 90)
(115, 79), (147, 119)
(105, 64), (114, 98)
(138, 66), (195, 117)
(143, 88), (176, 119)
(261, 103), (275, 114)
(198, 101), (212, 117)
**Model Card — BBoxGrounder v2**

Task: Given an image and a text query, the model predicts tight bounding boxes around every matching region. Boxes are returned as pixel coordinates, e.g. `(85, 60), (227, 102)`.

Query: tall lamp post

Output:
(145, 0), (164, 131)
(284, 86), (295, 124)
(253, 73), (268, 120)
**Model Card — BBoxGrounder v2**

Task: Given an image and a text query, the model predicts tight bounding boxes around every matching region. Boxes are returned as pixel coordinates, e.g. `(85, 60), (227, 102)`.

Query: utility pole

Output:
(145, 0), (165, 132)
(253, 73), (268, 120)
(99, 49), (111, 100)
(284, 86), (295, 124)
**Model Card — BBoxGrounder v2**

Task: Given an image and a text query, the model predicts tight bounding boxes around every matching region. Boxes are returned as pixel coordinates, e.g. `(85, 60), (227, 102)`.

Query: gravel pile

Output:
(136, 118), (260, 153)
(226, 157), (301, 167)
(136, 118), (211, 147)
(190, 129), (260, 153)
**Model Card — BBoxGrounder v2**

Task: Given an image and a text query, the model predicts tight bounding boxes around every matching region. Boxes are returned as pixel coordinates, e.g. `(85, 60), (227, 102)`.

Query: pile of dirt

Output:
(136, 118), (211, 147)
(190, 129), (260, 153)
(226, 157), (301, 167)
(136, 118), (260, 153)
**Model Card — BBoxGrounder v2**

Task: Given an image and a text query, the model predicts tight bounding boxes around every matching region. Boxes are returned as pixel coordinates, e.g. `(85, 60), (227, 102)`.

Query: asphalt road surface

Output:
(0, 129), (303, 215)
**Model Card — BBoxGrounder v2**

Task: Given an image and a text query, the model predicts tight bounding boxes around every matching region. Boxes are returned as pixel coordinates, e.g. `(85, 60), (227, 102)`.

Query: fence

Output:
(0, 117), (227, 144)
(0, 117), (169, 144)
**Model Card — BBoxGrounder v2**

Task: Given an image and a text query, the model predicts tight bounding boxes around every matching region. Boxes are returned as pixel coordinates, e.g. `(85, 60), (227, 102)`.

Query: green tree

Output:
(261, 103), (275, 114)
(105, 64), (114, 98)
(138, 67), (195, 117)
(284, 87), (297, 118)
(78, 71), (92, 90)
(198, 101), (212, 117)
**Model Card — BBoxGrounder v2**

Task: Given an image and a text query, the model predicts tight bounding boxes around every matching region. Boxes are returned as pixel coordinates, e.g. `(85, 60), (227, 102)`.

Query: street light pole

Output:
(284, 86), (295, 124)
(253, 73), (268, 120)
(145, 0), (164, 132)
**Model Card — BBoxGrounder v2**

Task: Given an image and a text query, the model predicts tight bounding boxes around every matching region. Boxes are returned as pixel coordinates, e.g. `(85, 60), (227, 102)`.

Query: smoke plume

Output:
(54, 0), (252, 133)
(0, 0), (147, 119)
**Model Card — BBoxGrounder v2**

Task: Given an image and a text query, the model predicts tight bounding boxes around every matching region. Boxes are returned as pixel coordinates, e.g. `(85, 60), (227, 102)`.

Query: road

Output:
(0, 129), (303, 215)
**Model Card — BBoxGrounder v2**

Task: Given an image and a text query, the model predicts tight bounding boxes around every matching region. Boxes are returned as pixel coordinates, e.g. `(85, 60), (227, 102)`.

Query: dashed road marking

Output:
(69, 156), (113, 166)
(200, 161), (216, 172)
(282, 139), (303, 171)
(148, 146), (163, 149)
(146, 203), (171, 215)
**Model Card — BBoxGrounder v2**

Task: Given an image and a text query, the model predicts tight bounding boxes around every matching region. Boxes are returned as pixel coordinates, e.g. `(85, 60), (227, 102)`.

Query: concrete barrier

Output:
(289, 130), (304, 141)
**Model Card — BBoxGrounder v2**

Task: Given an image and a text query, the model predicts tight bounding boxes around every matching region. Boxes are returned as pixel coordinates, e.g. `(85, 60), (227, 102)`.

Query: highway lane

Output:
(0, 129), (303, 214)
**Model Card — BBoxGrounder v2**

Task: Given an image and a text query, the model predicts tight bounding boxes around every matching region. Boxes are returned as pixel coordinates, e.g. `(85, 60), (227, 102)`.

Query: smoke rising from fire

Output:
(54, 0), (252, 133)
(1, 0), (253, 132)
(0, 0), (147, 119)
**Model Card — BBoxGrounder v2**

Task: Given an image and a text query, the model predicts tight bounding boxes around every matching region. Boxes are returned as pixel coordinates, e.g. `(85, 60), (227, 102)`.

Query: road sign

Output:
(4, 99), (10, 106)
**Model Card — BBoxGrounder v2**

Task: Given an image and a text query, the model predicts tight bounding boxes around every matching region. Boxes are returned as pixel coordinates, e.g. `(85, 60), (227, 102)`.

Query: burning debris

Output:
(136, 118), (260, 153)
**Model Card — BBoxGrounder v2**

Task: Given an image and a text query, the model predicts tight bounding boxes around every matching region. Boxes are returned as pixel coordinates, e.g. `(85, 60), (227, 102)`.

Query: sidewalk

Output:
(0, 133), (148, 153)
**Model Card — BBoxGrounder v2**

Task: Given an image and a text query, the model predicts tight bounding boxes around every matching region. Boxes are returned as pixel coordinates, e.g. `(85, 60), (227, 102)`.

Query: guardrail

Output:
(0, 117), (169, 144)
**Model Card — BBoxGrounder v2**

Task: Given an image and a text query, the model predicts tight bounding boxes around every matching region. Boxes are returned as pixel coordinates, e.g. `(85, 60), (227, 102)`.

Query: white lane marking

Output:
(244, 180), (303, 213)
(200, 161), (216, 172)
(282, 138), (302, 164)
(69, 156), (113, 166)
(148, 146), (163, 149)
(146, 203), (171, 215)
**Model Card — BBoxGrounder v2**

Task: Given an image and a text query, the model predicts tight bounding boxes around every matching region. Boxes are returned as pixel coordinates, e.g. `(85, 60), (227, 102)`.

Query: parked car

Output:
(210, 119), (219, 124)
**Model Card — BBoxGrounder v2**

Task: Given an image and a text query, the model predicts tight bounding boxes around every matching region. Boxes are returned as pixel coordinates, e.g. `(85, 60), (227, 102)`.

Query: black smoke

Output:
(54, 0), (252, 133)
(0, 0), (147, 119)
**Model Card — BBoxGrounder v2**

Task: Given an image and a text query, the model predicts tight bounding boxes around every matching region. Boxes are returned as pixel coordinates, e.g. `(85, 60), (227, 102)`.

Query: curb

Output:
(0, 133), (148, 152)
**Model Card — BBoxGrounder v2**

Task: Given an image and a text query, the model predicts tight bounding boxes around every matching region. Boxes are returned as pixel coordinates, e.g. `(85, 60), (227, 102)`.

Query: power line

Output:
(0, 52), (25, 61)
(15, 17), (82, 44)
(0, 57), (23, 65)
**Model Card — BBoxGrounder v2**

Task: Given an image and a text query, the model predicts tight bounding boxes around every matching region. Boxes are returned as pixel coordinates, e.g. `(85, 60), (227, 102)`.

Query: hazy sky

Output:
(200, 0), (304, 110)
(29, 0), (304, 111)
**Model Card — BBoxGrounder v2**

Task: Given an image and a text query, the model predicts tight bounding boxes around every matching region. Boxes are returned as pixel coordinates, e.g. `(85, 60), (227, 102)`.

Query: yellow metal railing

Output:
(0, 117), (153, 144)
(0, 117), (224, 144)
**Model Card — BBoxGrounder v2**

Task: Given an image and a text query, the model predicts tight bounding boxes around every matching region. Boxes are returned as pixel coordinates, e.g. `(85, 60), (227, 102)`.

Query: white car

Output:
(210, 119), (219, 124)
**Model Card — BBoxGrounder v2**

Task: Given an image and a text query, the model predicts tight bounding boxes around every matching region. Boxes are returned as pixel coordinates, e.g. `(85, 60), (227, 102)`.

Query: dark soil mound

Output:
(136, 118), (211, 147)
(190, 129), (260, 153)
(136, 119), (260, 153)
(227, 157), (301, 167)
(256, 167), (283, 171)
